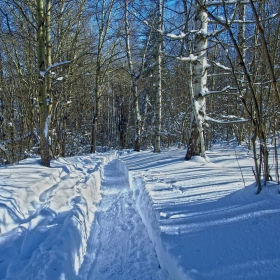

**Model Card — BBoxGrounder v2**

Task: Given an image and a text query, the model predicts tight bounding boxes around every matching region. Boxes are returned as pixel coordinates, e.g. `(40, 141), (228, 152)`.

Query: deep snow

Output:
(0, 143), (280, 279)
(78, 160), (168, 280)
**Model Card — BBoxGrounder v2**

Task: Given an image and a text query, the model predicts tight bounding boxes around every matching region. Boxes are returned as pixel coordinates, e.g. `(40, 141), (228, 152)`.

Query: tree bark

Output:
(154, 0), (164, 153)
(185, 2), (208, 160)
(237, 1), (246, 145)
(37, 0), (51, 167)
(124, 0), (142, 152)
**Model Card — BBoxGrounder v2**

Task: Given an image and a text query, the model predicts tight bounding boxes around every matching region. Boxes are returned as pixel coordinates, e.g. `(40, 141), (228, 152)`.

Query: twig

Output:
(252, 167), (257, 185)
(234, 148), (246, 188)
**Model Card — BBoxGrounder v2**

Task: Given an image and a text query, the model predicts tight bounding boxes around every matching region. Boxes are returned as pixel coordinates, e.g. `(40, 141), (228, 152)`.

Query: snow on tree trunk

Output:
(154, 0), (163, 153)
(37, 0), (51, 167)
(185, 3), (208, 160)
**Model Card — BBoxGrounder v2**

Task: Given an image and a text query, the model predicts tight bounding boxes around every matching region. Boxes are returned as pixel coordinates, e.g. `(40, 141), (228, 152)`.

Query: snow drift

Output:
(0, 152), (115, 280)
(1, 143), (280, 280)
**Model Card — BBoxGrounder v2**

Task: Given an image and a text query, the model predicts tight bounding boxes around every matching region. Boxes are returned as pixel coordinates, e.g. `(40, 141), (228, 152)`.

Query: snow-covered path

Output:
(2, 146), (280, 279)
(79, 159), (169, 280)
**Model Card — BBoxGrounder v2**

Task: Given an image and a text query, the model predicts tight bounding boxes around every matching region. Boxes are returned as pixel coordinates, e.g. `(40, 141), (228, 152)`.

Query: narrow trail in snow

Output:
(79, 159), (169, 280)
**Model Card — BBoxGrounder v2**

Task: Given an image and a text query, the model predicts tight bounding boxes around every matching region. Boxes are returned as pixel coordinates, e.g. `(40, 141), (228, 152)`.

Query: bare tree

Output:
(37, 0), (51, 166)
(124, 0), (152, 151)
(197, 0), (280, 192)
(89, 0), (121, 153)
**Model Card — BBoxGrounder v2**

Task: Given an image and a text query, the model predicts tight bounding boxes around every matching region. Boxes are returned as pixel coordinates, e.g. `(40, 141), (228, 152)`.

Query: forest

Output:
(0, 0), (279, 193)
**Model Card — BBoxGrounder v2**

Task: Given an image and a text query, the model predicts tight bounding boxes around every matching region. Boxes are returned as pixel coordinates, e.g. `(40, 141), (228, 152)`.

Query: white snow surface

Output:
(0, 143), (280, 280)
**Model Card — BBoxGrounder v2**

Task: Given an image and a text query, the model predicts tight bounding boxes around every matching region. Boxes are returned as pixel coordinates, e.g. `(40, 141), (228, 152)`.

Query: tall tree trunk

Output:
(37, 0), (50, 167)
(90, 13), (103, 154)
(124, 0), (141, 152)
(185, 2), (208, 160)
(132, 79), (141, 152)
(46, 0), (53, 157)
(154, 0), (164, 153)
(119, 96), (127, 149)
(91, 80), (101, 153)
(237, 1), (246, 145)
(46, 0), (52, 113)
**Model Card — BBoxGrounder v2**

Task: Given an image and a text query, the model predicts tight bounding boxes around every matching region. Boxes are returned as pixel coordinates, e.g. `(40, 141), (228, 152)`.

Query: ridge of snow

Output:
(117, 159), (189, 280)
(0, 152), (116, 279)
(117, 147), (280, 279)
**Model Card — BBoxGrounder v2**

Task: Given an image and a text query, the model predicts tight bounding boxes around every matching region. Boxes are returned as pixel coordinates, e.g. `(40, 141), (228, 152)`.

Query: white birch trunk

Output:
(154, 0), (163, 153)
(185, 2), (208, 160)
(124, 0), (141, 151)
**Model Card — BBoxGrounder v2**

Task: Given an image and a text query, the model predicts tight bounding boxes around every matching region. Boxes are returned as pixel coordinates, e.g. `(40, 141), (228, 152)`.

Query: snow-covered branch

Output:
(206, 115), (248, 124)
(163, 52), (200, 62)
(166, 32), (186, 40)
(212, 61), (232, 71)
(40, 60), (71, 78)
(189, 28), (225, 38)
(201, 86), (239, 97)
(176, 54), (198, 62)
(206, 0), (251, 7)
(211, 61), (244, 76)
(265, 12), (280, 21)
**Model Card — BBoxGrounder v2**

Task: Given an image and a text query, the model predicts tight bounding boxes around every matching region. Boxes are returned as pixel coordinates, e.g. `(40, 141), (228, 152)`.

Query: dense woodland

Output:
(0, 0), (279, 192)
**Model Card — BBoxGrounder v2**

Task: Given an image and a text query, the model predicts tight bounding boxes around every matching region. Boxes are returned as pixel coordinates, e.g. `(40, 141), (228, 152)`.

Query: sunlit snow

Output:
(0, 144), (280, 279)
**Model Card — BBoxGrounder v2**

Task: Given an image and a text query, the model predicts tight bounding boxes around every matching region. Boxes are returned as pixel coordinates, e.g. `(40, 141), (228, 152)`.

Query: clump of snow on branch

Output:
(205, 115), (248, 124)
(166, 32), (186, 39)
(176, 54), (198, 62)
(40, 60), (71, 78)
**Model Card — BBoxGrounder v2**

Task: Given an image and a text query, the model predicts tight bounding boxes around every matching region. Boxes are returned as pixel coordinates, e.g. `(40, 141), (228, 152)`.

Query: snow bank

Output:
(116, 158), (189, 280)
(0, 152), (116, 280)
(117, 146), (280, 280)
(2, 145), (280, 279)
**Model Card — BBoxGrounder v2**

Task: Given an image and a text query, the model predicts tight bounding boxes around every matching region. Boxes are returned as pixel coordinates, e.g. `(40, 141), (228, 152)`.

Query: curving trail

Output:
(79, 159), (169, 280)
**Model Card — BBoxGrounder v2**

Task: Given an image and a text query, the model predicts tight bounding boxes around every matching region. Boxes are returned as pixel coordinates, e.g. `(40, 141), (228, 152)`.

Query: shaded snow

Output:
(0, 153), (114, 279)
(0, 144), (280, 279)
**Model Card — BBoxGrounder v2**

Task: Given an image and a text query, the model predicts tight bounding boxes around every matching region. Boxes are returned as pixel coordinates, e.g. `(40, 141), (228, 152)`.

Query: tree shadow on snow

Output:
(157, 182), (280, 279)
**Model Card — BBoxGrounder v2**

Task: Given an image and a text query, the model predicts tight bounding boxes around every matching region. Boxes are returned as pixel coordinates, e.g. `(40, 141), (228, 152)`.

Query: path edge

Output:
(116, 159), (189, 280)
